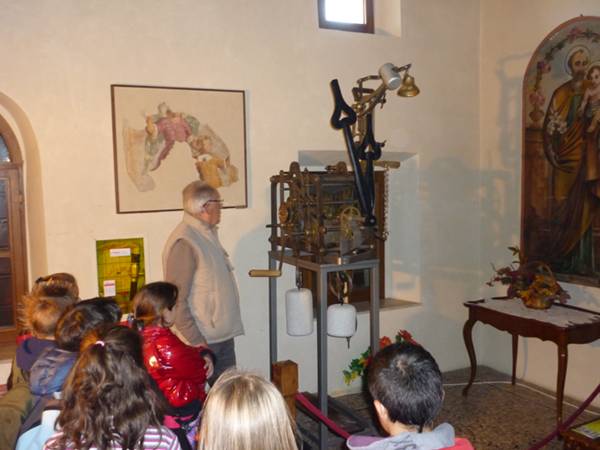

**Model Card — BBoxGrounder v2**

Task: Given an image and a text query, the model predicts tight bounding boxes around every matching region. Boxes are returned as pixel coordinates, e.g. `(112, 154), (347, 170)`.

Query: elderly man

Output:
(163, 181), (244, 383)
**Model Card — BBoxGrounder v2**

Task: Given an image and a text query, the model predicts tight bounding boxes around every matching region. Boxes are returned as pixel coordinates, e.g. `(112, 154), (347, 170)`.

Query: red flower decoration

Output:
(567, 27), (583, 43)
(343, 330), (419, 385)
(379, 336), (392, 348)
(398, 330), (417, 345)
(536, 60), (550, 73)
(529, 90), (546, 107)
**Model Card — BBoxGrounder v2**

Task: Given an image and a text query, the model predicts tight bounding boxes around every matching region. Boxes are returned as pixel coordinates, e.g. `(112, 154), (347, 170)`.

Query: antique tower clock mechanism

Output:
(249, 62), (419, 450)
(250, 62), (419, 277)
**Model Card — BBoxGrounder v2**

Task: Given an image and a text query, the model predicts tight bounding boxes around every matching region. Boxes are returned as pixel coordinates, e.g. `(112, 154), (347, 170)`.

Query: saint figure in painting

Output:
(543, 46), (600, 275)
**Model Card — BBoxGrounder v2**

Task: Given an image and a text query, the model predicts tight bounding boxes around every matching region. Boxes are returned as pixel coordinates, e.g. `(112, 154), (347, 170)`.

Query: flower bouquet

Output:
(487, 246), (570, 309)
(343, 330), (418, 385)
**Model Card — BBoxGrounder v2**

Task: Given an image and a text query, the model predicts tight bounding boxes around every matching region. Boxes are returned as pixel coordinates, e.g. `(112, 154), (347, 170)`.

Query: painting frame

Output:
(521, 16), (600, 287)
(111, 84), (247, 214)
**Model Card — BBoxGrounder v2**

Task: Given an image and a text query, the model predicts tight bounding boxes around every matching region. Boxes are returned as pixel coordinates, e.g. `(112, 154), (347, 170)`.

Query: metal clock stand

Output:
(267, 250), (380, 450)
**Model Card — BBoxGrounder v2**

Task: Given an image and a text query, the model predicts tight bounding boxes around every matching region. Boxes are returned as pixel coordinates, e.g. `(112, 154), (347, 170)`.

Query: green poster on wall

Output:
(96, 237), (145, 313)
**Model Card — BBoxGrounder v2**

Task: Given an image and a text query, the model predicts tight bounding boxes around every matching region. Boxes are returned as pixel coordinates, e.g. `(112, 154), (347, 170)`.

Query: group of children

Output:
(0, 273), (299, 450)
(0, 271), (472, 450)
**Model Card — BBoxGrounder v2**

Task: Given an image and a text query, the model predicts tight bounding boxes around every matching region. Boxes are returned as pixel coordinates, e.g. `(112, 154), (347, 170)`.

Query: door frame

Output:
(0, 161), (27, 341)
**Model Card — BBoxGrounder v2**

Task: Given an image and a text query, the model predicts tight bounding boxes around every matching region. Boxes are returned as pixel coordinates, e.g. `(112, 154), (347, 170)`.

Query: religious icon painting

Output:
(111, 85), (247, 213)
(522, 16), (600, 286)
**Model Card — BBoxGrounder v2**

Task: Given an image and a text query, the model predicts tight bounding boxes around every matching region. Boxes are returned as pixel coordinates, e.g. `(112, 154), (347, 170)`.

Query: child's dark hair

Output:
(78, 297), (122, 323)
(49, 325), (167, 450)
(55, 298), (121, 352)
(133, 282), (178, 329)
(367, 342), (443, 431)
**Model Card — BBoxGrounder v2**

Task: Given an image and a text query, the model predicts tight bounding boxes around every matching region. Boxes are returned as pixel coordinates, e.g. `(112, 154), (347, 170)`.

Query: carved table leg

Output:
(511, 334), (518, 385)
(557, 339), (568, 429)
(462, 317), (477, 396)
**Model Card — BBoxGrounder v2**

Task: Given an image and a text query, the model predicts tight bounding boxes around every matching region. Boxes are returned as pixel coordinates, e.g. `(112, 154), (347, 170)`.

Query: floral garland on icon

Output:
(528, 25), (600, 125)
(343, 330), (418, 385)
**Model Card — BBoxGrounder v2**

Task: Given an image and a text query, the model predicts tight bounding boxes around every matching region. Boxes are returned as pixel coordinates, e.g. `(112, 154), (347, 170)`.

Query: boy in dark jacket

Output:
(16, 299), (65, 376)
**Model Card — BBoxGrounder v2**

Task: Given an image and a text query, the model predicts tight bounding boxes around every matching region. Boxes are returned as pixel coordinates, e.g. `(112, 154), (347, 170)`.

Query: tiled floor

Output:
(297, 366), (600, 450)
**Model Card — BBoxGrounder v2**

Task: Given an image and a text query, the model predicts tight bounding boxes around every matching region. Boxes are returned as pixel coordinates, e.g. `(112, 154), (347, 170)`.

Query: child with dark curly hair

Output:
(43, 325), (181, 450)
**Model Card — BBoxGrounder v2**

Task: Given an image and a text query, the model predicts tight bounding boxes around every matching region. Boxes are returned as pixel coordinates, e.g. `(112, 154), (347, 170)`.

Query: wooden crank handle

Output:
(248, 269), (282, 278)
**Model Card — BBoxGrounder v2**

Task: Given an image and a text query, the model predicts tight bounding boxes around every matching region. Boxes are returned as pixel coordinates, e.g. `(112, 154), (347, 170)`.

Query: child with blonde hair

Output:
(17, 299), (65, 377)
(198, 369), (299, 450)
(30, 273), (79, 300)
(0, 273), (78, 450)
(18, 272), (79, 340)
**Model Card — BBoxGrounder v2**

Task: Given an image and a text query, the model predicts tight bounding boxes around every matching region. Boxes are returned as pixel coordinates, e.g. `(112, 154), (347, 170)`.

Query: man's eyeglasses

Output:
(204, 199), (224, 206)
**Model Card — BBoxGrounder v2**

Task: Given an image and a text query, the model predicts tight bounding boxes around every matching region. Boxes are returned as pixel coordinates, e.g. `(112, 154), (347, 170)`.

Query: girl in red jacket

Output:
(133, 282), (214, 450)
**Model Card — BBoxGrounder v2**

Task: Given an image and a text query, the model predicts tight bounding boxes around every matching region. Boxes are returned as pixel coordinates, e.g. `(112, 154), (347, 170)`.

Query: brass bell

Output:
(397, 74), (420, 97)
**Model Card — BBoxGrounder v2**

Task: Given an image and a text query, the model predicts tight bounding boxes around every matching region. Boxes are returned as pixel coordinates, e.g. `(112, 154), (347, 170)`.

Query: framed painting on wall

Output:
(522, 16), (600, 286)
(111, 85), (247, 213)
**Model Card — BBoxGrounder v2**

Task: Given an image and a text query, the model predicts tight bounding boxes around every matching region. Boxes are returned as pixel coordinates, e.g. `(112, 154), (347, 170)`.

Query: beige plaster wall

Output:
(0, 0), (481, 394)
(480, 0), (600, 407)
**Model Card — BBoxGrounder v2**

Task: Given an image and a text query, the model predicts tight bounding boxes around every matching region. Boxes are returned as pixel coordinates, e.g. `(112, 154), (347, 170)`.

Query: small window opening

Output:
(318, 0), (374, 34)
(0, 136), (10, 163)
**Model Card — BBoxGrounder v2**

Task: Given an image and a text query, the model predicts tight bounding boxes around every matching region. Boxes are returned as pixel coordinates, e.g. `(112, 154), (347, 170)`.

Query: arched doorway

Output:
(0, 114), (27, 343)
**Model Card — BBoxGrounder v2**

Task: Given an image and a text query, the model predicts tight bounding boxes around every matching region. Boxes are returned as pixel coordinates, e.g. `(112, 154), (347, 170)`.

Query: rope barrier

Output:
(295, 393), (351, 440)
(528, 382), (600, 450)
(295, 382), (600, 448)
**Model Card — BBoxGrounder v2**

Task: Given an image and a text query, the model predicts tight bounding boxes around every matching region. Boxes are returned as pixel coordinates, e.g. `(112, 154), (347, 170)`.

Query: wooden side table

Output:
(462, 299), (600, 428)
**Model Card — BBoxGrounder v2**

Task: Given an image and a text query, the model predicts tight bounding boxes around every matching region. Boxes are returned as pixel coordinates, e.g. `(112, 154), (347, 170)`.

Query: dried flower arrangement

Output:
(487, 246), (570, 309)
